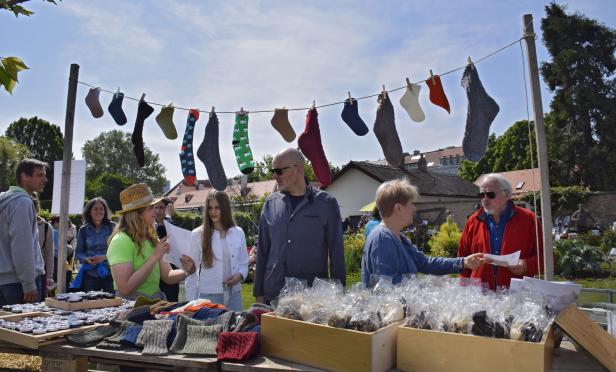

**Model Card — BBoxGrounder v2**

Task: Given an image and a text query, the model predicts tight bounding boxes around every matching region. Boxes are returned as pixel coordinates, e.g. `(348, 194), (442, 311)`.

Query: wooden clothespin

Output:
(405, 78), (412, 87)
(311, 100), (316, 110)
(429, 70), (435, 85)
(348, 91), (353, 103)
(211, 106), (216, 115)
(382, 84), (387, 97)
(467, 56), (474, 66)
(116, 87), (120, 97)
(139, 93), (146, 102)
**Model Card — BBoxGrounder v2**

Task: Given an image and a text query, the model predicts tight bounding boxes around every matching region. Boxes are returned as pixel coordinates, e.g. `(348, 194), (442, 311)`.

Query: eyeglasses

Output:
(270, 165), (297, 176)
(478, 190), (503, 199)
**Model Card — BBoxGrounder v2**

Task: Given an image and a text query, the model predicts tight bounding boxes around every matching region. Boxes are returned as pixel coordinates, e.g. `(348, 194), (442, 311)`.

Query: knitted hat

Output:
(66, 325), (116, 347)
(169, 314), (205, 353)
(216, 332), (260, 362)
(117, 183), (164, 215)
(140, 320), (174, 356)
(180, 324), (223, 356)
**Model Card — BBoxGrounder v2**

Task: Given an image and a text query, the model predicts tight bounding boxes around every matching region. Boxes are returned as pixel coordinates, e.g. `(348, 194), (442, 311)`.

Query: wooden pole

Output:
(57, 63), (79, 293)
(523, 14), (554, 280)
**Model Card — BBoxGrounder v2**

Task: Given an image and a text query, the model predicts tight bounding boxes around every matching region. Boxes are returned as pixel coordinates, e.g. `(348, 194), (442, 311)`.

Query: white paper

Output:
(509, 276), (582, 313)
(484, 250), (520, 267)
(51, 160), (86, 215)
(163, 221), (192, 267)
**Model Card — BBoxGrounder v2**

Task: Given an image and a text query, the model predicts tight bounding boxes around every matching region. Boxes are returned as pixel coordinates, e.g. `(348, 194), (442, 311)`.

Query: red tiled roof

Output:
(474, 168), (541, 197)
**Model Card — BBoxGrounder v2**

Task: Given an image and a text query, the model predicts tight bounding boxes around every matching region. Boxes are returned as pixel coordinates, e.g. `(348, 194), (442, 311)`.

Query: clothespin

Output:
(467, 56), (474, 66)
(429, 70), (435, 85)
(116, 87), (120, 97)
(311, 100), (316, 110)
(348, 91), (353, 103)
(211, 106), (216, 115)
(382, 84), (387, 97)
(405, 78), (412, 88)
(139, 93), (146, 102)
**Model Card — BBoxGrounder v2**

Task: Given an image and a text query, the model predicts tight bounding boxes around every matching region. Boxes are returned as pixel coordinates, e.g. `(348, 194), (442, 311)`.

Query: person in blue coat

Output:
(361, 179), (485, 287)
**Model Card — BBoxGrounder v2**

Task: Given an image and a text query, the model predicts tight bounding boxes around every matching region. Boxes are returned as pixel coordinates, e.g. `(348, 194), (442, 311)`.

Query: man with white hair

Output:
(457, 173), (544, 289)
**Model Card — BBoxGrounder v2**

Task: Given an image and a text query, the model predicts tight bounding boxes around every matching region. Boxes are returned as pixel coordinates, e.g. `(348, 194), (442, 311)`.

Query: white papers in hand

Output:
(163, 221), (192, 267)
(484, 250), (520, 267)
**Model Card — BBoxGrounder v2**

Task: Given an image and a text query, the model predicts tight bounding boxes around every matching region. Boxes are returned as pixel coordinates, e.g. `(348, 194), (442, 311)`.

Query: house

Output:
(474, 168), (541, 198)
(324, 161), (480, 227)
(402, 146), (465, 175)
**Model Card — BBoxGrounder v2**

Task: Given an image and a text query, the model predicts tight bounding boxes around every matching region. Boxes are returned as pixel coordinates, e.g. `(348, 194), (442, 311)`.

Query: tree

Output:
(86, 173), (133, 213)
(541, 3), (616, 190)
(0, 136), (31, 191)
(81, 130), (167, 194)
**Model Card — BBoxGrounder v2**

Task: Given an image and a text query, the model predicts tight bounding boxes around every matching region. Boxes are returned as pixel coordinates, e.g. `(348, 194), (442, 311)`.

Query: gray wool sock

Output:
(85, 87), (104, 118)
(96, 321), (133, 349)
(170, 314), (204, 353)
(374, 92), (403, 167)
(140, 320), (173, 356)
(461, 64), (500, 161)
(234, 312), (259, 332)
(197, 112), (228, 191)
(203, 311), (236, 332)
(180, 324), (223, 356)
(67, 325), (116, 346)
(399, 83), (425, 123)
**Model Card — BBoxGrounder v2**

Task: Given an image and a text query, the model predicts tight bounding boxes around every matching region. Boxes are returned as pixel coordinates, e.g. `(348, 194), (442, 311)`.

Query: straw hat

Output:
(118, 183), (163, 214)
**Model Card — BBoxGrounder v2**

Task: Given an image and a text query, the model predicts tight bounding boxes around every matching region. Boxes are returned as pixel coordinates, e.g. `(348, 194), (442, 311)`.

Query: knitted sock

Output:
(298, 108), (332, 186)
(234, 312), (258, 332)
(203, 310), (236, 332)
(169, 314), (205, 353)
(179, 110), (199, 186)
(108, 92), (127, 125)
(192, 307), (226, 321)
(271, 108), (296, 142)
(132, 100), (154, 167)
(461, 64), (500, 161)
(373, 93), (403, 167)
(180, 324), (223, 356)
(121, 324), (143, 348)
(140, 320), (173, 356)
(197, 112), (228, 191)
(66, 324), (116, 347)
(85, 88), (104, 118)
(156, 105), (178, 140)
(96, 321), (133, 349)
(425, 75), (450, 113)
(247, 303), (273, 323)
(216, 332), (260, 362)
(399, 84), (425, 123)
(125, 305), (155, 324)
(340, 98), (369, 136)
(232, 113), (255, 175)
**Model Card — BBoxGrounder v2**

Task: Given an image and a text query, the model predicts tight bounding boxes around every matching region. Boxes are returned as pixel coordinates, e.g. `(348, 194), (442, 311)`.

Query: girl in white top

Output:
(185, 191), (249, 311)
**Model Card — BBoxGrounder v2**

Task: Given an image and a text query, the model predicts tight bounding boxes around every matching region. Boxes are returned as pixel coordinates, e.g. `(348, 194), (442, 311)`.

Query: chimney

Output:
(413, 150), (420, 155)
(418, 154), (428, 172)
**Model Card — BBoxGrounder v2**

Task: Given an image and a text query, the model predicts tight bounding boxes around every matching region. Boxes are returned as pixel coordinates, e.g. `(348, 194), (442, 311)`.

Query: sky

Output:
(1, 1), (615, 187)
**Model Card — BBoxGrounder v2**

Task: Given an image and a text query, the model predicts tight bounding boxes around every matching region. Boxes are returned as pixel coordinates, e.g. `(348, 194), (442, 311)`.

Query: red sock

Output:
(426, 75), (450, 113)
(298, 108), (332, 186)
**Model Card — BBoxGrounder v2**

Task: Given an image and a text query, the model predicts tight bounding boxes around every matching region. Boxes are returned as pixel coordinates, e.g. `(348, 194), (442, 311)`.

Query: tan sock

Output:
(271, 108), (296, 142)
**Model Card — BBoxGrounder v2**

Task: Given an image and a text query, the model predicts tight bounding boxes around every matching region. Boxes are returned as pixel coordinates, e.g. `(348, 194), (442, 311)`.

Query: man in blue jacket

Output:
(254, 148), (345, 303)
(0, 159), (48, 305)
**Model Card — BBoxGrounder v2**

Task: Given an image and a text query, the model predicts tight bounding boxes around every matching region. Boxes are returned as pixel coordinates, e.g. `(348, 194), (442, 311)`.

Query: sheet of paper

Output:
(484, 250), (520, 267)
(51, 160), (86, 215)
(509, 276), (582, 313)
(163, 221), (192, 268)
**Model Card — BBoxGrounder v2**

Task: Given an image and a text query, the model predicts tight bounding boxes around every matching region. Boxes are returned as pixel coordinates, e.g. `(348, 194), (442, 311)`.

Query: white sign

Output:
(51, 160), (86, 215)
(163, 220), (192, 267)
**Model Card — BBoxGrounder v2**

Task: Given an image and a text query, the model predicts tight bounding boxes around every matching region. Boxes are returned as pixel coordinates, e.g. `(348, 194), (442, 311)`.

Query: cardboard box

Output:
(45, 297), (122, 310)
(261, 313), (401, 372)
(397, 322), (554, 372)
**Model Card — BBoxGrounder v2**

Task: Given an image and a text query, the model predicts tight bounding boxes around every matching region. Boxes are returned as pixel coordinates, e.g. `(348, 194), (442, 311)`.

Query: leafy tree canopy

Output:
(0, 136), (31, 191)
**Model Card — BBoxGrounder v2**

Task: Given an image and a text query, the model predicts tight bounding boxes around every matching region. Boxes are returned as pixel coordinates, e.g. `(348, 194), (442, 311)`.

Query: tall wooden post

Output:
(523, 14), (554, 280)
(57, 63), (79, 293)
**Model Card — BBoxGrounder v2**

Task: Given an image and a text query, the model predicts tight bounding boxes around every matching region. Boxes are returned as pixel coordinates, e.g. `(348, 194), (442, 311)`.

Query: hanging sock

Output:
(108, 92), (127, 125)
(374, 92), (403, 167)
(298, 108), (332, 186)
(179, 110), (199, 186)
(340, 98), (369, 136)
(132, 99), (154, 167)
(197, 112), (228, 191)
(156, 104), (178, 140)
(85, 88), (104, 118)
(232, 112), (255, 175)
(399, 83), (425, 122)
(461, 64), (500, 161)
(271, 108), (296, 142)
(425, 74), (450, 113)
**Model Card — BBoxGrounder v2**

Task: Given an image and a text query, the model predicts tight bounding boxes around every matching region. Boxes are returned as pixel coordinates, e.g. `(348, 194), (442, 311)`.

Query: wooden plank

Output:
(555, 304), (616, 371)
(41, 350), (88, 372)
(45, 297), (122, 310)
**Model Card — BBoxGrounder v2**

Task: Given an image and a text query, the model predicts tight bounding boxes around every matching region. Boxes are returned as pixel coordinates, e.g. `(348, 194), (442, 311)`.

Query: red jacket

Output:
(458, 204), (544, 289)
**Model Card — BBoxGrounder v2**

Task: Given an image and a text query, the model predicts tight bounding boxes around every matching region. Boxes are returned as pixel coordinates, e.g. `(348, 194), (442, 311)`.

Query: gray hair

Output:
(481, 173), (512, 198)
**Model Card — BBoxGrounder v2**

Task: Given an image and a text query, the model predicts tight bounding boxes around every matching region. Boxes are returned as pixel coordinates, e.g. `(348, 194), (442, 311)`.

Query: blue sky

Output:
(1, 1), (615, 186)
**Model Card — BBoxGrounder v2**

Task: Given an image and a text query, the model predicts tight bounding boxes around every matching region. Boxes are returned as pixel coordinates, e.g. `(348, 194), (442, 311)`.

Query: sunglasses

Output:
(478, 190), (502, 199)
(270, 165), (297, 176)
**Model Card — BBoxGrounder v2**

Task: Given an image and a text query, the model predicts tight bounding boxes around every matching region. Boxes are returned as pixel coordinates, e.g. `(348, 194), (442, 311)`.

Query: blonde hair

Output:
(109, 207), (158, 256)
(375, 179), (419, 218)
(201, 191), (235, 268)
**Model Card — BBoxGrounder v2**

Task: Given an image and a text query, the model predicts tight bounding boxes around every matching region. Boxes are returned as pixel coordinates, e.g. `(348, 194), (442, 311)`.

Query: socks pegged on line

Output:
(298, 108), (332, 186)
(85, 88), (104, 118)
(108, 92), (127, 125)
(271, 108), (296, 142)
(373, 92), (403, 167)
(340, 98), (369, 136)
(179, 110), (199, 186)
(197, 112), (228, 191)
(425, 75), (450, 113)
(156, 105), (178, 140)
(399, 83), (425, 123)
(232, 112), (255, 175)
(132, 99), (154, 167)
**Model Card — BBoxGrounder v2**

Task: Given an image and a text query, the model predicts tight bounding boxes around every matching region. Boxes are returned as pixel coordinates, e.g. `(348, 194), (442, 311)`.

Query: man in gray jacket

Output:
(254, 148), (345, 303)
(0, 159), (47, 305)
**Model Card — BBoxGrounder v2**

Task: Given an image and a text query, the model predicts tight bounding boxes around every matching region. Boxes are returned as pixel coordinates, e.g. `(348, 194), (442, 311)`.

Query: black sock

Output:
(373, 93), (403, 166)
(108, 92), (128, 126)
(341, 98), (368, 136)
(197, 112), (228, 191)
(132, 100), (154, 167)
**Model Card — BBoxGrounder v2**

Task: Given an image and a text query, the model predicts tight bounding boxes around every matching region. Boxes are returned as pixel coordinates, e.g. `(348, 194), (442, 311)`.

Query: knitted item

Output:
(399, 84), (425, 122)
(234, 312), (258, 332)
(180, 324), (223, 356)
(179, 110), (199, 186)
(203, 310), (236, 332)
(125, 305), (155, 324)
(66, 325), (116, 347)
(121, 324), (143, 347)
(216, 332), (260, 362)
(169, 314), (205, 353)
(108, 92), (127, 125)
(232, 113), (255, 175)
(425, 75), (450, 113)
(298, 108), (332, 186)
(192, 307), (226, 321)
(140, 320), (173, 355)
(156, 105), (178, 140)
(96, 321), (134, 350)
(197, 112), (228, 191)
(340, 98), (369, 136)
(461, 64), (500, 161)
(271, 108), (296, 142)
(247, 303), (273, 323)
(85, 87), (104, 118)
(373, 92), (403, 167)
(132, 100), (154, 167)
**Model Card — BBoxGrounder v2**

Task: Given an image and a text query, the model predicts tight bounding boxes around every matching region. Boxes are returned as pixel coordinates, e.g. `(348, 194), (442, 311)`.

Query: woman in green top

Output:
(107, 183), (195, 300)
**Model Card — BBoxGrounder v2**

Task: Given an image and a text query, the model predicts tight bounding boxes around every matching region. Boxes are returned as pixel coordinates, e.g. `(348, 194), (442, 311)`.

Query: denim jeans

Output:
(0, 279), (42, 306)
(199, 290), (243, 311)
